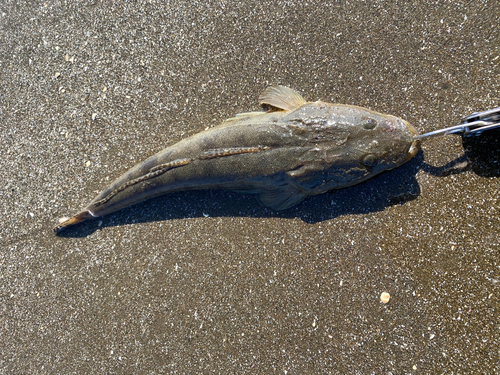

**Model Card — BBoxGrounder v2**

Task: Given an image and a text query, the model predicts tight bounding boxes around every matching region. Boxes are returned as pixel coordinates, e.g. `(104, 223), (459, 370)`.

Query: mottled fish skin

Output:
(53, 86), (420, 232)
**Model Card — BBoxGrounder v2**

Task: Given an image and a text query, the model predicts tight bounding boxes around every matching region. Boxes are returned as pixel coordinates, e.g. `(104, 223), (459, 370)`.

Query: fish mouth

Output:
(404, 120), (421, 162)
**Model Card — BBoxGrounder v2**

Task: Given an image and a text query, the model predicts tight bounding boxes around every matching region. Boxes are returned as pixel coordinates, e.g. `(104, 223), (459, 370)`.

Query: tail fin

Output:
(53, 210), (96, 233)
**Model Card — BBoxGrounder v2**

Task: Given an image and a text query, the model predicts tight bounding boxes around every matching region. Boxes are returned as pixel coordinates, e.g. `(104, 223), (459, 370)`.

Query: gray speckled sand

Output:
(1, 1), (498, 373)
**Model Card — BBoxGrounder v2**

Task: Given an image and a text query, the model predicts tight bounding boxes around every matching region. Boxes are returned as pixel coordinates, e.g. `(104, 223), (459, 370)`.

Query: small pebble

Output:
(380, 292), (391, 304)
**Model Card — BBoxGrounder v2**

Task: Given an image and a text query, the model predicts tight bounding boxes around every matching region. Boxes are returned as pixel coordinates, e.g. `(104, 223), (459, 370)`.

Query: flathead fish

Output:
(54, 86), (420, 232)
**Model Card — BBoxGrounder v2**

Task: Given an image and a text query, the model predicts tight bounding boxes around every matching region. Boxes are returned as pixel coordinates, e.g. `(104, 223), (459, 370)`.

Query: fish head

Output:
(339, 107), (420, 174)
(282, 103), (422, 193)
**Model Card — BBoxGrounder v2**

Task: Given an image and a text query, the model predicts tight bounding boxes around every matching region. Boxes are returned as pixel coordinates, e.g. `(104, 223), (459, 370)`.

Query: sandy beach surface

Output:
(1, 1), (498, 373)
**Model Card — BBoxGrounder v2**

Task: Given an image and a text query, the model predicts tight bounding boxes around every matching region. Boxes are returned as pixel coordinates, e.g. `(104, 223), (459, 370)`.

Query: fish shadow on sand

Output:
(58, 152), (426, 237)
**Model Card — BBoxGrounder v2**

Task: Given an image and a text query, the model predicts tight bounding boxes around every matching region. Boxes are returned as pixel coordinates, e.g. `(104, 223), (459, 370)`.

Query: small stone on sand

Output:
(380, 292), (391, 304)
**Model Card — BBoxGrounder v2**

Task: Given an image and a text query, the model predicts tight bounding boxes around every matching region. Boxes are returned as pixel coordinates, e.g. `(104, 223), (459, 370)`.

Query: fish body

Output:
(54, 86), (419, 232)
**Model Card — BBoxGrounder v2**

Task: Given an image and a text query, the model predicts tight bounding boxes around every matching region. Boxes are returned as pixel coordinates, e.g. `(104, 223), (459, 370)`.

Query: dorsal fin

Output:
(222, 111), (267, 124)
(258, 85), (307, 112)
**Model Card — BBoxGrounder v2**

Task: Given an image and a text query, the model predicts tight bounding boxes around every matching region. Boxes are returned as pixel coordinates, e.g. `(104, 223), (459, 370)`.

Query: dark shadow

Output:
(421, 153), (469, 177)
(57, 152), (424, 237)
(421, 128), (500, 177)
(462, 128), (500, 177)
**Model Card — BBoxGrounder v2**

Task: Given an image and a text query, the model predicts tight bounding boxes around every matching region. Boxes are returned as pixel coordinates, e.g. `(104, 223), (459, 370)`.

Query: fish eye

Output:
(361, 153), (378, 166)
(361, 118), (377, 130)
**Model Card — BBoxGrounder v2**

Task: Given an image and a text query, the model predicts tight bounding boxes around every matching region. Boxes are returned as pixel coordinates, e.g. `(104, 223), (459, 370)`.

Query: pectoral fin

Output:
(256, 183), (307, 211)
(258, 85), (307, 112)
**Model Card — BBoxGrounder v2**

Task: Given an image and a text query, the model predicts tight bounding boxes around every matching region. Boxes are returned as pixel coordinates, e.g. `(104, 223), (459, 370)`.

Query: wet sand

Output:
(1, 1), (498, 373)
